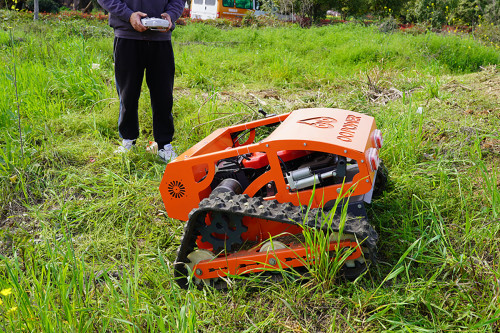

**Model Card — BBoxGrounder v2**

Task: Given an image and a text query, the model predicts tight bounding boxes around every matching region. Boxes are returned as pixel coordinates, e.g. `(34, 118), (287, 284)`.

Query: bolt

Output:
(366, 179), (369, 182)
(358, 204), (362, 209)
(304, 143), (307, 146)
(269, 258), (277, 265)
(195, 268), (203, 276)
(344, 150), (347, 153)
(266, 144), (269, 147)
(360, 159), (364, 163)
(336, 188), (341, 193)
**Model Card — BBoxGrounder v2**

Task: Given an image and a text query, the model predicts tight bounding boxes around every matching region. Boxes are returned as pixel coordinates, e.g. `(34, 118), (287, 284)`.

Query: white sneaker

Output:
(114, 139), (135, 153)
(158, 144), (177, 163)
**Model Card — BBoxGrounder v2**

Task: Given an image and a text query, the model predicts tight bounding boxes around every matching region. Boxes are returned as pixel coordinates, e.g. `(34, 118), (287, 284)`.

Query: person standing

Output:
(97, 0), (185, 162)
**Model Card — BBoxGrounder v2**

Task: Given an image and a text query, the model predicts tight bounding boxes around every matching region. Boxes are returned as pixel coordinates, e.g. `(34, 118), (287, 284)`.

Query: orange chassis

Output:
(193, 240), (363, 280)
(160, 108), (382, 286)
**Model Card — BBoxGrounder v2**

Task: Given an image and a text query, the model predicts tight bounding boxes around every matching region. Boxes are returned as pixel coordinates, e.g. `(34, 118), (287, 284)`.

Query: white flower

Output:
(91, 63), (101, 70)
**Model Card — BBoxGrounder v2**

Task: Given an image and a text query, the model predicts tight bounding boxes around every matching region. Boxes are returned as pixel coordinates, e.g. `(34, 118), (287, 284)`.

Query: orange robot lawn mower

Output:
(159, 108), (387, 289)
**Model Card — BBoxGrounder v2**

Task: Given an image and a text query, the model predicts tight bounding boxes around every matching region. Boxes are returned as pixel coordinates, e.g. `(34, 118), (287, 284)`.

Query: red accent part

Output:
(242, 150), (310, 169)
(193, 240), (362, 279)
(372, 129), (383, 149)
(366, 148), (379, 171)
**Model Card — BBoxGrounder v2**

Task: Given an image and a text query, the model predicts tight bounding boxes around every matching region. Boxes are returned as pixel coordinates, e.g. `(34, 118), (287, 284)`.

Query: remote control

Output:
(141, 17), (171, 30)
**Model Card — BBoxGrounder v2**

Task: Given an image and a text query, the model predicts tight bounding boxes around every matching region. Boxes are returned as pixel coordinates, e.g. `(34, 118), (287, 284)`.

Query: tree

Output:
(454, 0), (487, 25)
(482, 0), (500, 24)
(403, 0), (452, 27)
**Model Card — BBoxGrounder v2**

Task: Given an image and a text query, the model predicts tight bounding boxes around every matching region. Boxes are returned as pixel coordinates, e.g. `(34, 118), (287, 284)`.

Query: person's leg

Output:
(145, 40), (175, 149)
(114, 37), (145, 142)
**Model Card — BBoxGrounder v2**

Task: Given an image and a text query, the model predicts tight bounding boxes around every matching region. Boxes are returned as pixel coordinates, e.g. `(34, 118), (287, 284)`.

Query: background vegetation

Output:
(0, 9), (499, 332)
(2, 0), (500, 27)
(259, 0), (500, 26)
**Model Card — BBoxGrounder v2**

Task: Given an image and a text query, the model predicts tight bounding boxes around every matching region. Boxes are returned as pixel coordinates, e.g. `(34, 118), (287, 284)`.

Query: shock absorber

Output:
(286, 167), (338, 191)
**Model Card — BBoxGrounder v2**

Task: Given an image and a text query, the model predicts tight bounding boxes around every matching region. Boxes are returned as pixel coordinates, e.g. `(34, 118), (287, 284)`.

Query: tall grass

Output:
(174, 23), (499, 90)
(0, 11), (499, 331)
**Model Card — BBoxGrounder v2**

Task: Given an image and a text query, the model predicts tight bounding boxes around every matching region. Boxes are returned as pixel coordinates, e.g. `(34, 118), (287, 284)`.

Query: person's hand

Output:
(129, 11), (147, 32)
(160, 13), (172, 32)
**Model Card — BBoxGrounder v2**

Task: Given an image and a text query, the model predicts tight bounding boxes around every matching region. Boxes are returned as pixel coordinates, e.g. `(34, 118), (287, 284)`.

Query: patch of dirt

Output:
(481, 137), (500, 155)
(0, 201), (38, 256)
(474, 65), (500, 89)
(0, 201), (29, 229)
(172, 87), (192, 99)
(354, 69), (424, 105)
(442, 80), (472, 93)
(463, 108), (499, 117)
(365, 86), (405, 105)
(465, 65), (500, 99)
(253, 89), (281, 100)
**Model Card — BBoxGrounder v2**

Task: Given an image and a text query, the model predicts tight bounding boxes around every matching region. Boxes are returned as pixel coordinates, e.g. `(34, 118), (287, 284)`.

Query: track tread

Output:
(174, 192), (378, 289)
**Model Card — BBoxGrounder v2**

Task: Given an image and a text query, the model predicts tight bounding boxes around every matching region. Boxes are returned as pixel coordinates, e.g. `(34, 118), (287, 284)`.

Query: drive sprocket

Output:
(199, 211), (248, 253)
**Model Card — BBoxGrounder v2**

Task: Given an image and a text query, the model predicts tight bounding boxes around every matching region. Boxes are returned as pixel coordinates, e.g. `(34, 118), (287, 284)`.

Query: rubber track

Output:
(174, 192), (378, 289)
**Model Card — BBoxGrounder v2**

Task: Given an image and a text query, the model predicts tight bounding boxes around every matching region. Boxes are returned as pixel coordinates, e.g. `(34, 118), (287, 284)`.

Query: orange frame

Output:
(160, 108), (379, 222)
(193, 240), (363, 279)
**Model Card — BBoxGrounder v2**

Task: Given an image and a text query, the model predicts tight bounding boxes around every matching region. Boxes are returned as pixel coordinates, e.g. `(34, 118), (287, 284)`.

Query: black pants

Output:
(113, 37), (175, 148)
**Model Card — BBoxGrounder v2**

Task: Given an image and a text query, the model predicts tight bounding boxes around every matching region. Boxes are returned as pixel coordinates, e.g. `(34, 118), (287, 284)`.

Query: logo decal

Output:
(337, 115), (362, 142)
(167, 180), (186, 199)
(298, 117), (337, 128)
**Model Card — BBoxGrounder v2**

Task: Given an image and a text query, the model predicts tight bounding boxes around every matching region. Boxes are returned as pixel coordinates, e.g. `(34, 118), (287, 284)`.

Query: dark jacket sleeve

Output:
(165, 0), (186, 25)
(97, 0), (134, 23)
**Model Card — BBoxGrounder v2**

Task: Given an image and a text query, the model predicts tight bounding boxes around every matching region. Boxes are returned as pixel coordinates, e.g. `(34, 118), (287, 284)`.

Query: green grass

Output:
(1, 11), (499, 331)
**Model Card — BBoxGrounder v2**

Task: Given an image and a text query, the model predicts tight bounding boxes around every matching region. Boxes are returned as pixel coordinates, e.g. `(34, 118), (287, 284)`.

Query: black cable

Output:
(278, 155), (289, 174)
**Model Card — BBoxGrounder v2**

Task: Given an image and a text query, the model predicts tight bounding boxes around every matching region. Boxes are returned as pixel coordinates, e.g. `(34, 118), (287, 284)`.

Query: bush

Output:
(241, 12), (257, 27)
(404, 0), (450, 29)
(453, 0), (482, 26)
(482, 0), (500, 25)
(475, 22), (500, 47)
(399, 23), (428, 35)
(418, 32), (500, 71)
(379, 16), (399, 33)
